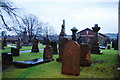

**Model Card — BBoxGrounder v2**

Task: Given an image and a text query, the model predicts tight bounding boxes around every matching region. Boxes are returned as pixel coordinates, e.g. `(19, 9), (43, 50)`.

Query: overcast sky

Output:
(11, 0), (119, 35)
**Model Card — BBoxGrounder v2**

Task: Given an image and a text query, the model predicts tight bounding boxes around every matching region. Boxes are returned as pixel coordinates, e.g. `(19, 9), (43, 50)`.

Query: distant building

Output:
(77, 28), (109, 46)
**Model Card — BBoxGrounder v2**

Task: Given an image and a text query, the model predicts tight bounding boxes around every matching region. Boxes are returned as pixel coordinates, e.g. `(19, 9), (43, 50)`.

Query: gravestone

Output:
(62, 41), (80, 75)
(56, 38), (69, 62)
(17, 37), (22, 49)
(107, 45), (111, 49)
(79, 44), (92, 66)
(4, 35), (7, 46)
(71, 27), (78, 41)
(90, 24), (102, 54)
(2, 53), (13, 66)
(0, 39), (2, 49)
(22, 28), (29, 45)
(114, 38), (118, 50)
(50, 42), (58, 54)
(31, 36), (39, 53)
(43, 45), (53, 60)
(11, 47), (19, 56)
(59, 20), (66, 40)
(2, 39), (4, 49)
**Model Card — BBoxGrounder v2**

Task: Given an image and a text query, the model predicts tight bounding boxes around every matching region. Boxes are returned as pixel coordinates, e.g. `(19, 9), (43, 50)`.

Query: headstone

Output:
(59, 20), (66, 40)
(2, 53), (13, 66)
(0, 39), (2, 49)
(11, 47), (19, 56)
(2, 39), (4, 49)
(31, 36), (39, 53)
(62, 41), (80, 75)
(22, 28), (29, 45)
(56, 38), (69, 62)
(91, 24), (102, 54)
(107, 45), (111, 49)
(17, 37), (22, 49)
(71, 27), (78, 41)
(43, 45), (53, 60)
(50, 42), (58, 54)
(79, 44), (92, 66)
(4, 35), (7, 46)
(114, 36), (118, 50)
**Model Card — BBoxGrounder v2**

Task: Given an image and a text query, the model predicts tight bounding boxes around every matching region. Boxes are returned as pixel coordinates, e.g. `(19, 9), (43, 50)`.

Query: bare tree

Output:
(0, 0), (22, 32)
(22, 14), (42, 40)
(42, 22), (57, 39)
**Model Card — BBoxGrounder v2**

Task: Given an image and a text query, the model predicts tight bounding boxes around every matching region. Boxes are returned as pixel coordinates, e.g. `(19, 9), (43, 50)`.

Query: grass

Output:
(0, 44), (45, 53)
(2, 48), (120, 78)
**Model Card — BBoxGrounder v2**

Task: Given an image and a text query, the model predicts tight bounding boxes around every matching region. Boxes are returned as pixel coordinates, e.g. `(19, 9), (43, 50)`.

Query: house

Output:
(77, 28), (109, 46)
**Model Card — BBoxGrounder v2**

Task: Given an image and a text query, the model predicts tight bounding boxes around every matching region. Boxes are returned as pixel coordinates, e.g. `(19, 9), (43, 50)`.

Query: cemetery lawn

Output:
(0, 44), (45, 53)
(2, 48), (120, 78)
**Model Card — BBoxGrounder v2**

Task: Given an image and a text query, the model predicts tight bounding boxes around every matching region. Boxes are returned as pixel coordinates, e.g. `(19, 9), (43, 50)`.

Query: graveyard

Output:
(1, 44), (120, 78)
(1, 22), (120, 78)
(0, 0), (120, 79)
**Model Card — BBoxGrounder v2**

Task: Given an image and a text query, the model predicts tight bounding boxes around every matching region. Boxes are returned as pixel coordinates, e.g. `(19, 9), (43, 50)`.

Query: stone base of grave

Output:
(56, 58), (62, 62)
(13, 58), (53, 68)
(80, 60), (92, 66)
(107, 46), (111, 49)
(31, 49), (39, 53)
(91, 46), (102, 54)
(11, 47), (19, 56)
(2, 53), (13, 66)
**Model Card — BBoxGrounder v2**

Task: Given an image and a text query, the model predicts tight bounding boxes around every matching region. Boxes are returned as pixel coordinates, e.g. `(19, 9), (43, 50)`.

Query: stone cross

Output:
(31, 35), (39, 53)
(91, 24), (102, 54)
(71, 27), (78, 41)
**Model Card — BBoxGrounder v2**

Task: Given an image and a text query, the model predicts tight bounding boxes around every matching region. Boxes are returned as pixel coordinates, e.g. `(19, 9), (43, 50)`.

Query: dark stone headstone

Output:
(79, 44), (92, 66)
(62, 41), (80, 75)
(56, 38), (69, 62)
(71, 27), (78, 41)
(107, 45), (111, 49)
(22, 28), (29, 45)
(2, 39), (4, 49)
(2, 53), (13, 66)
(43, 45), (53, 60)
(4, 35), (7, 46)
(91, 24), (102, 54)
(50, 42), (58, 54)
(11, 47), (19, 56)
(114, 39), (118, 50)
(17, 37), (22, 49)
(31, 36), (39, 53)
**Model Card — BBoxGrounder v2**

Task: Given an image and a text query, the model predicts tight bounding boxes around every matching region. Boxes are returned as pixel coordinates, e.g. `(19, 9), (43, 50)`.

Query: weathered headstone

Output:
(11, 47), (19, 56)
(22, 28), (29, 45)
(50, 42), (58, 54)
(56, 38), (69, 62)
(17, 37), (22, 49)
(43, 45), (53, 60)
(71, 27), (78, 41)
(59, 20), (66, 40)
(114, 38), (118, 50)
(79, 44), (92, 66)
(31, 36), (39, 53)
(107, 45), (111, 49)
(62, 41), (80, 75)
(4, 35), (7, 46)
(2, 53), (13, 66)
(91, 24), (102, 54)
(2, 39), (4, 49)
